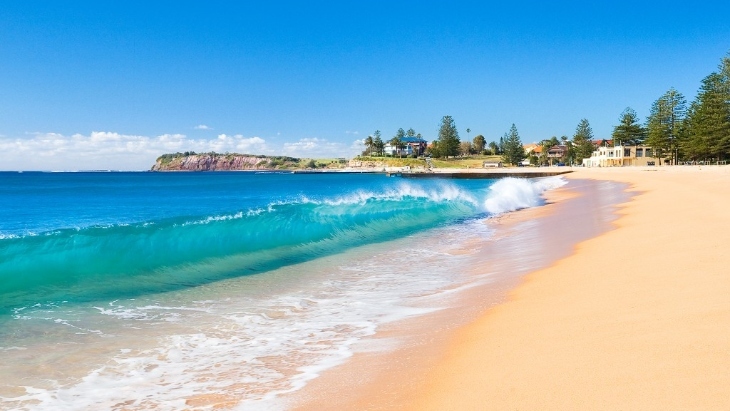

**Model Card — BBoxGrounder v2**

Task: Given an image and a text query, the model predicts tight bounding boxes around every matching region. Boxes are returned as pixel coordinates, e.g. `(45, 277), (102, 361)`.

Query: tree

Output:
(373, 130), (384, 156)
(537, 138), (554, 165)
(561, 136), (575, 165)
(612, 107), (646, 146)
(488, 141), (499, 155)
(435, 115), (461, 157)
(460, 141), (473, 156)
(472, 134), (486, 153)
(572, 118), (595, 162)
(502, 124), (525, 166)
(388, 136), (401, 157)
(646, 88), (686, 165)
(406, 128), (416, 137)
(363, 135), (374, 156)
(395, 128), (406, 139)
(389, 136), (408, 158)
(427, 141), (442, 158)
(682, 72), (730, 161)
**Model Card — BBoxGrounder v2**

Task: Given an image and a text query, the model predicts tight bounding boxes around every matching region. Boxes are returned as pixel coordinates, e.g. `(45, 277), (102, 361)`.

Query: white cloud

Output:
(345, 130), (359, 135)
(351, 139), (365, 151)
(282, 137), (354, 158)
(194, 124), (212, 130)
(0, 131), (268, 171)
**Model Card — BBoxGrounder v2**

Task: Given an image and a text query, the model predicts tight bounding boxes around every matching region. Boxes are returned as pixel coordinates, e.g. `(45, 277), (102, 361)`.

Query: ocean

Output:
(0, 171), (619, 410)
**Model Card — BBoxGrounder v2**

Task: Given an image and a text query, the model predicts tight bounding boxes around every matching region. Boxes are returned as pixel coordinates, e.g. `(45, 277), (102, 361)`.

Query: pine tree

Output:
(436, 115), (461, 158)
(501, 124), (525, 166)
(646, 88), (686, 165)
(612, 107), (646, 146)
(373, 130), (384, 156)
(683, 73), (730, 161)
(572, 118), (595, 162)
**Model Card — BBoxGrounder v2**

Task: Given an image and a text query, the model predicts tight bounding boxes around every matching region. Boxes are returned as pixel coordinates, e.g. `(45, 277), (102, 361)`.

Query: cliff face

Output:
(151, 154), (298, 171)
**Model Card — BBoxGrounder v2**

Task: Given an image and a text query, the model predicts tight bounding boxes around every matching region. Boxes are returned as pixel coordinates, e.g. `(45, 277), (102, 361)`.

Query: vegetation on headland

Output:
(152, 152), (347, 171)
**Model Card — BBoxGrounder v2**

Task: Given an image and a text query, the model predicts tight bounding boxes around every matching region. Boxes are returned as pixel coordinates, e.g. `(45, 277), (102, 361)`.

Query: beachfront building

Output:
(531, 144), (569, 166)
(384, 137), (428, 157)
(547, 145), (568, 164)
(583, 144), (663, 167)
(521, 144), (539, 166)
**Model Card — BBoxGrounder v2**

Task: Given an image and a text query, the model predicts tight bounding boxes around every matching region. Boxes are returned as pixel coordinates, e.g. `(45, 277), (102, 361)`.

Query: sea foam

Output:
(484, 176), (566, 214)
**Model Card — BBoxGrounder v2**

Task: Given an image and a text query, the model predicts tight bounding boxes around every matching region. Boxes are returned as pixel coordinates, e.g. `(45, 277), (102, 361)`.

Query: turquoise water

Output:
(0, 171), (571, 410)
(0, 172), (505, 312)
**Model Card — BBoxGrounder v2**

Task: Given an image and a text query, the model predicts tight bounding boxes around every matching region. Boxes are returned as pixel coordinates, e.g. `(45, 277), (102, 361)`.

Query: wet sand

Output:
(406, 166), (730, 410)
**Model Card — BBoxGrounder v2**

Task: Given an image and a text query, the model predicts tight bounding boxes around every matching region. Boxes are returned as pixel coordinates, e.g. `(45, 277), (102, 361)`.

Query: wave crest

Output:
(484, 176), (566, 214)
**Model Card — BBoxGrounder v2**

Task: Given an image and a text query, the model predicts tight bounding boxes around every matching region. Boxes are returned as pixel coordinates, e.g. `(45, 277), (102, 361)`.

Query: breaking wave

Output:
(0, 177), (564, 311)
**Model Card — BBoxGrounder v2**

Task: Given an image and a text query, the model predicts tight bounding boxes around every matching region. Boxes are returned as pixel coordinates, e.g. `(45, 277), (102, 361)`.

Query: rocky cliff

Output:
(151, 153), (301, 171)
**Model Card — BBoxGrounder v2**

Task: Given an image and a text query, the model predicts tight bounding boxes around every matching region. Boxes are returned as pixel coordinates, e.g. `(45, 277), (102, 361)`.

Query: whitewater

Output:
(0, 172), (568, 410)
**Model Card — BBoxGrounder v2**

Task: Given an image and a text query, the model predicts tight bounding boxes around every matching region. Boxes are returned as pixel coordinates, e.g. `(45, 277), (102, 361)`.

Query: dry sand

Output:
(407, 166), (730, 410)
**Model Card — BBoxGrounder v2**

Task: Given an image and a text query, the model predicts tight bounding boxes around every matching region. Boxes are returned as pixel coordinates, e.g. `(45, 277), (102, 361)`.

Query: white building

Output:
(583, 145), (663, 167)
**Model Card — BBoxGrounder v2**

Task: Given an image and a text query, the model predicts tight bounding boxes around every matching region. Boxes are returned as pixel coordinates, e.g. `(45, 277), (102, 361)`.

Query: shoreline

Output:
(408, 166), (730, 410)
(291, 166), (730, 410)
(289, 174), (630, 409)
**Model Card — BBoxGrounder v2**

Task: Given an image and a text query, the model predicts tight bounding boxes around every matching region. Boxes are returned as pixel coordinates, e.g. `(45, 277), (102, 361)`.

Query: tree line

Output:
(598, 52), (730, 165)
(645, 54), (730, 163)
(359, 50), (729, 166)
(360, 116), (526, 164)
(362, 128), (423, 158)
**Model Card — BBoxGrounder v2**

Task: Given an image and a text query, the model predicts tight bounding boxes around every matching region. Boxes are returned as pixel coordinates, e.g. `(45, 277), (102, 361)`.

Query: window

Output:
(645, 149), (653, 157)
(636, 148), (643, 157)
(624, 148), (631, 157)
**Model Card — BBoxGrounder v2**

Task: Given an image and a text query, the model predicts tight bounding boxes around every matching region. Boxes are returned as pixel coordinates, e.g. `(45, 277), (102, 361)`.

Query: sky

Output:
(1, 1), (729, 170)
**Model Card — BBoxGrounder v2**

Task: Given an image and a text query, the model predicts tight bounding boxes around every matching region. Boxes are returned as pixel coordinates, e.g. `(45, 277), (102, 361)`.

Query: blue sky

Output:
(1, 1), (729, 170)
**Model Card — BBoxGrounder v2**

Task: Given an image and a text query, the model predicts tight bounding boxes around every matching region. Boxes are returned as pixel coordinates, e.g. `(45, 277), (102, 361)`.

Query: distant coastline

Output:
(151, 152), (311, 171)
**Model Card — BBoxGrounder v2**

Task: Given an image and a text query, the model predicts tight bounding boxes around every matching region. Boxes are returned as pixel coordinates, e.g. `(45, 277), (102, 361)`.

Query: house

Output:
(547, 145), (568, 160)
(583, 144), (664, 167)
(384, 137), (428, 156)
(532, 144), (569, 166)
(523, 144), (539, 155)
(592, 139), (613, 149)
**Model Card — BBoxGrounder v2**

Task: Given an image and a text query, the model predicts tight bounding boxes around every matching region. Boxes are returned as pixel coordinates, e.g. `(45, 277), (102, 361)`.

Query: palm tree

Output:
(397, 138), (407, 157)
(364, 135), (374, 156)
(390, 136), (404, 157)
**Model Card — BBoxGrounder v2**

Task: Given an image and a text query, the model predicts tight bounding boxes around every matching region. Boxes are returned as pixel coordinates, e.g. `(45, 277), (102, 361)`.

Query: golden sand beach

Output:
(407, 166), (730, 410)
(294, 166), (730, 410)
